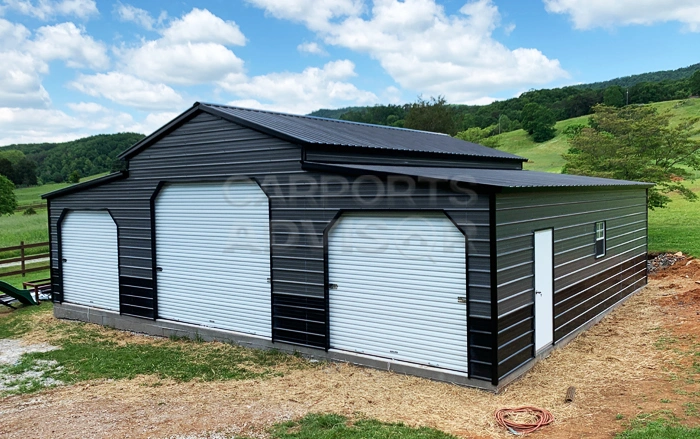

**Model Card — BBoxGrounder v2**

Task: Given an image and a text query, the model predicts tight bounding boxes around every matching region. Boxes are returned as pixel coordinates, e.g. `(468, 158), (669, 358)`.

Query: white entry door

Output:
(155, 181), (271, 337)
(61, 211), (120, 311)
(534, 229), (554, 352)
(328, 212), (468, 372)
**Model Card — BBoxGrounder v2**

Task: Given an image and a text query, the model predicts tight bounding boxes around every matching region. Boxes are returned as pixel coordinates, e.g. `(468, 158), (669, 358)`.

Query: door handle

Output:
(61, 258), (67, 263)
(457, 296), (467, 304)
(156, 267), (163, 272)
(535, 290), (542, 295)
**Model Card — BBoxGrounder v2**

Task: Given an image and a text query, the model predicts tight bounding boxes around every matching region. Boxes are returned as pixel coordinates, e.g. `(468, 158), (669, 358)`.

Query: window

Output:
(595, 221), (606, 258)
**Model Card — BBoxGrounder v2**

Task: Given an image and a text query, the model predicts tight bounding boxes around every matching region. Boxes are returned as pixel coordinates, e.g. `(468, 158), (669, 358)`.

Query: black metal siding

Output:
(48, 110), (495, 381)
(494, 189), (648, 381)
(305, 147), (523, 170)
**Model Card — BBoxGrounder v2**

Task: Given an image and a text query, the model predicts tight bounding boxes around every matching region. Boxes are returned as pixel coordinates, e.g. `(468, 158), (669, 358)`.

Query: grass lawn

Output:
(617, 419), (700, 439)
(0, 304), (309, 396)
(0, 209), (48, 246)
(494, 115), (587, 173)
(268, 414), (455, 439)
(648, 180), (700, 257)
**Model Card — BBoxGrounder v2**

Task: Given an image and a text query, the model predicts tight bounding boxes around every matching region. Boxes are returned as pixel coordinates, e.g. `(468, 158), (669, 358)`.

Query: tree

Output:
(563, 104), (700, 209)
(0, 158), (13, 182)
(454, 127), (502, 149)
(404, 96), (457, 135)
(521, 102), (556, 142)
(67, 171), (81, 184)
(603, 86), (625, 107)
(690, 70), (700, 96)
(0, 175), (16, 215)
(11, 157), (37, 186)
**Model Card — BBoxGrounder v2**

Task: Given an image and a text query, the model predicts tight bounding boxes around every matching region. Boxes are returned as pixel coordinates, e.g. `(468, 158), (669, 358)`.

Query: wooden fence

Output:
(0, 241), (50, 278)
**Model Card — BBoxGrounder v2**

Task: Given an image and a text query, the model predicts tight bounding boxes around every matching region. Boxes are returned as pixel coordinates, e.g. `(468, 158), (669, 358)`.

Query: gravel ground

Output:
(0, 339), (57, 365)
(0, 340), (62, 394)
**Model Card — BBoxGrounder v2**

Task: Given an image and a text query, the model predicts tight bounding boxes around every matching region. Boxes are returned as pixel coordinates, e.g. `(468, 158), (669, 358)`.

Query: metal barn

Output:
(43, 103), (652, 391)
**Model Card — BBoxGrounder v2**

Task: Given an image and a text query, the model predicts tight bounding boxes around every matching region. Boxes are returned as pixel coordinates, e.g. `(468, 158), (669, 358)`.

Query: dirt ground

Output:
(1, 260), (700, 439)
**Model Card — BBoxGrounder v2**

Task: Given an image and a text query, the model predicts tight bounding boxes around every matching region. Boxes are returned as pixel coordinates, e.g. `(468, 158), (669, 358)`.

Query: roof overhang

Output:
(42, 171), (129, 200)
(301, 162), (655, 191)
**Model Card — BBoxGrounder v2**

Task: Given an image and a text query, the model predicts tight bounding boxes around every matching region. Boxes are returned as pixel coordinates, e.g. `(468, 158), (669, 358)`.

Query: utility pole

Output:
(626, 88), (629, 106)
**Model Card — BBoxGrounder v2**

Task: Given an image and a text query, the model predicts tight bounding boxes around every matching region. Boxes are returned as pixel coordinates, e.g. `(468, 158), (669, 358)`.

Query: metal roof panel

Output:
(302, 163), (654, 189)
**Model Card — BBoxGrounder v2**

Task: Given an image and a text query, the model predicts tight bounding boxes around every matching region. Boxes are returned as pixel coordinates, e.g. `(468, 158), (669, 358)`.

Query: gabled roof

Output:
(302, 162), (654, 190)
(119, 102), (527, 162)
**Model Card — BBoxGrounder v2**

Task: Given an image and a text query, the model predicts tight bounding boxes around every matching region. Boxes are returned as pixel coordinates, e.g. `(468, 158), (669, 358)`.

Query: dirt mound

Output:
(650, 256), (700, 280)
(658, 288), (700, 307)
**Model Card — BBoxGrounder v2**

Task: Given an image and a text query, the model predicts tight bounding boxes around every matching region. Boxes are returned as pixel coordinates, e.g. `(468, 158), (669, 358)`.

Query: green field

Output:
(495, 99), (700, 256)
(494, 99), (700, 173)
(14, 172), (108, 208)
(648, 180), (700, 256)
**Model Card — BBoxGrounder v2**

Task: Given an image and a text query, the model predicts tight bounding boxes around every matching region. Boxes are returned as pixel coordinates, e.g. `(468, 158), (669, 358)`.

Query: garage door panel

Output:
(61, 211), (120, 311)
(329, 212), (468, 373)
(156, 181), (271, 337)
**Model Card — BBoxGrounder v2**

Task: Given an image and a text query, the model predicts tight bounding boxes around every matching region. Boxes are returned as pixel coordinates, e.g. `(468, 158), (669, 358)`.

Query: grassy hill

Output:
(494, 98), (700, 256)
(494, 98), (700, 173)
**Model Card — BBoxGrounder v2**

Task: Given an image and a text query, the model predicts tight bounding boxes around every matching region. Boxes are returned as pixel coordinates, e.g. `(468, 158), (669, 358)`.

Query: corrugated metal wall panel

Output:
(494, 188), (648, 382)
(60, 211), (120, 311)
(48, 110), (495, 381)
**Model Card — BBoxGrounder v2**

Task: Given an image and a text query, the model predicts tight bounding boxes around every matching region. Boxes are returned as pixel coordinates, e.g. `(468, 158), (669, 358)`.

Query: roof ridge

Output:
(198, 102), (451, 137)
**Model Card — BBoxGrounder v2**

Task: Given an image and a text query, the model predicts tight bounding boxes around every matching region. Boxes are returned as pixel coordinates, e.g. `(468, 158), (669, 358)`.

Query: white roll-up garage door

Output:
(329, 212), (468, 372)
(61, 210), (120, 311)
(155, 181), (271, 337)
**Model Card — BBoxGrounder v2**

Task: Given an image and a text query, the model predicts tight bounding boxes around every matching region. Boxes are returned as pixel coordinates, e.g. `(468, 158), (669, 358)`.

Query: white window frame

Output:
(595, 221), (606, 258)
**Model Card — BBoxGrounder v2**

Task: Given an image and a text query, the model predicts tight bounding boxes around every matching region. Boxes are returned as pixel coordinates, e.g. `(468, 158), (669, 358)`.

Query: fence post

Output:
(20, 241), (26, 277)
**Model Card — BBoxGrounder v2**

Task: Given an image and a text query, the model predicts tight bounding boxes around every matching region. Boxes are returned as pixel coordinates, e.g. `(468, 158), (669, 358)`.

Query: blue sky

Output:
(0, 0), (699, 145)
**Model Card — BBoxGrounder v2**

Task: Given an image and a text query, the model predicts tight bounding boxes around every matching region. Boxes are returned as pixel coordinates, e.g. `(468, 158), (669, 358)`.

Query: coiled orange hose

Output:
(494, 406), (554, 434)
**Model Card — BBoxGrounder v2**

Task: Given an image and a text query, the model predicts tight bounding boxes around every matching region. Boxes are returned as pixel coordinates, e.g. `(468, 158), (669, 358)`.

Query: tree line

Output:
(310, 69), (700, 144)
(0, 133), (144, 188)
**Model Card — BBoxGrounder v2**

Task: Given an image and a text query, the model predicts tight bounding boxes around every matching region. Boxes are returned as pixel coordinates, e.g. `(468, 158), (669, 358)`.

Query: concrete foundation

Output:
(54, 285), (645, 392)
(54, 302), (497, 391)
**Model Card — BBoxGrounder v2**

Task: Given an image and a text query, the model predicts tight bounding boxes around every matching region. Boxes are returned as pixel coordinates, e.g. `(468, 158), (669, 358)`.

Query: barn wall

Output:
(48, 110), (496, 381)
(493, 188), (648, 381)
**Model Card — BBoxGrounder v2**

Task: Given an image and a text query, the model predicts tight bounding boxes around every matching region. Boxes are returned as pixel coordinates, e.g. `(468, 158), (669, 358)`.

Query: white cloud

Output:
(120, 41), (245, 85)
(69, 72), (185, 110)
(222, 60), (378, 114)
(0, 51), (50, 108)
(246, 0), (364, 30)
(544, 0), (700, 31)
(118, 8), (246, 85)
(0, 17), (30, 45)
(297, 41), (327, 55)
(66, 101), (108, 113)
(162, 8), (245, 46)
(0, 106), (177, 144)
(382, 85), (402, 104)
(113, 2), (155, 30)
(31, 22), (109, 69)
(0, 107), (90, 144)
(247, 0), (568, 103)
(1, 0), (98, 20)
